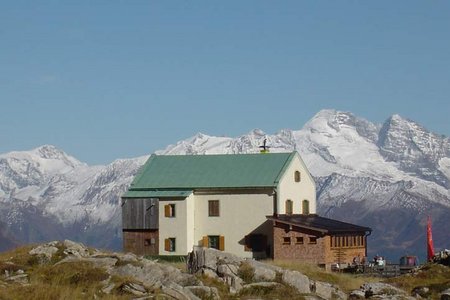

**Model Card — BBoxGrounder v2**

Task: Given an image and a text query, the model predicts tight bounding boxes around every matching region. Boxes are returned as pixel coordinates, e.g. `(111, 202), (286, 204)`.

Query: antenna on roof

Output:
(259, 138), (271, 154)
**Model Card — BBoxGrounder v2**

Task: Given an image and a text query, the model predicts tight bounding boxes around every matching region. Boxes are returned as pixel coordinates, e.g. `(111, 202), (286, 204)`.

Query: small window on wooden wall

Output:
(164, 204), (176, 217)
(285, 199), (293, 215)
(208, 200), (220, 217)
(294, 171), (301, 182)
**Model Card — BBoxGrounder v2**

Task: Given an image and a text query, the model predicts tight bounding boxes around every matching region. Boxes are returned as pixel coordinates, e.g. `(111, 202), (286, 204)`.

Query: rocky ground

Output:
(1, 241), (449, 299)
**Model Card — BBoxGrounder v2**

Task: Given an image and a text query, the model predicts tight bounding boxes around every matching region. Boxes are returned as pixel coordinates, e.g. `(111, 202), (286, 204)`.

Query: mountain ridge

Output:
(0, 109), (448, 260)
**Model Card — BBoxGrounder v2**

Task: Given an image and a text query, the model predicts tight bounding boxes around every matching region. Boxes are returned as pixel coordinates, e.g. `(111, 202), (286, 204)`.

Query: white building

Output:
(122, 152), (317, 258)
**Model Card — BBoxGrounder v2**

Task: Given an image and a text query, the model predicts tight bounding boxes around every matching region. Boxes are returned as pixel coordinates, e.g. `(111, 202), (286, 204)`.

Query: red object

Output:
(427, 216), (435, 261)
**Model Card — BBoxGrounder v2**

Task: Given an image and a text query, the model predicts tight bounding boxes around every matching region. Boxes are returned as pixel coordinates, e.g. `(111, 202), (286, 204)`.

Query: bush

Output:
(238, 262), (255, 283)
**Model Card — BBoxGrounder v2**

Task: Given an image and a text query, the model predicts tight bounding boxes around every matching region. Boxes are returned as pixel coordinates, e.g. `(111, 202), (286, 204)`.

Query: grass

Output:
(144, 255), (187, 271)
(385, 263), (450, 299)
(197, 274), (235, 299)
(237, 262), (255, 284)
(5, 243), (447, 300)
(0, 245), (137, 299)
(268, 259), (381, 293)
(237, 284), (306, 300)
(0, 245), (36, 269)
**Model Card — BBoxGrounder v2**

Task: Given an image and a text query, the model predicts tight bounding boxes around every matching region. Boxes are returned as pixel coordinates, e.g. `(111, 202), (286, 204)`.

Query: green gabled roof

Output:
(128, 152), (296, 190)
(122, 190), (193, 198)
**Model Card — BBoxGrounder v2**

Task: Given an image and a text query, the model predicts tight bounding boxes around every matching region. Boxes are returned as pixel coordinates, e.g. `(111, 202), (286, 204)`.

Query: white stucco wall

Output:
(193, 192), (274, 258)
(158, 194), (195, 255)
(277, 153), (316, 214)
(157, 152), (317, 256)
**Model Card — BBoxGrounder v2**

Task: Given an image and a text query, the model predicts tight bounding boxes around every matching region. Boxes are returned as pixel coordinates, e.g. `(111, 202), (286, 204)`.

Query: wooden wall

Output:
(123, 230), (159, 255)
(122, 198), (159, 230)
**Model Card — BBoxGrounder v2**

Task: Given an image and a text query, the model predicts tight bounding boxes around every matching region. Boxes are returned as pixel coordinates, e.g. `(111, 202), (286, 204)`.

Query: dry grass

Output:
(0, 245), (36, 268)
(237, 284), (306, 300)
(197, 274), (235, 299)
(237, 261), (255, 283)
(0, 246), (134, 300)
(268, 259), (381, 293)
(385, 264), (450, 298)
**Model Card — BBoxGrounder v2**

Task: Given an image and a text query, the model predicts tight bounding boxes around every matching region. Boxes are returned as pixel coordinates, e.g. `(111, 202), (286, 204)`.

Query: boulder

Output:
(222, 273), (244, 294)
(217, 263), (239, 277)
(349, 290), (365, 300)
(360, 283), (415, 299)
(55, 256), (118, 269)
(282, 269), (310, 294)
(187, 246), (243, 274)
(246, 259), (282, 282)
(441, 288), (450, 300)
(121, 282), (147, 297)
(110, 260), (196, 289)
(411, 286), (430, 298)
(162, 281), (201, 300)
(202, 268), (219, 279)
(242, 282), (281, 289)
(112, 252), (139, 262)
(313, 280), (347, 300)
(185, 286), (220, 300)
(63, 240), (90, 258)
(29, 241), (59, 260)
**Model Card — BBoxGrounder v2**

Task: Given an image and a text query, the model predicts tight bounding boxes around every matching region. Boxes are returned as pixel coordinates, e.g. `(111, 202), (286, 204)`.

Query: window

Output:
(208, 236), (220, 249)
(164, 238), (176, 252)
(295, 237), (304, 244)
(302, 200), (309, 215)
(283, 237), (291, 245)
(208, 200), (220, 217)
(202, 235), (225, 251)
(244, 234), (267, 252)
(309, 237), (317, 244)
(164, 204), (176, 217)
(294, 171), (301, 182)
(285, 199), (293, 215)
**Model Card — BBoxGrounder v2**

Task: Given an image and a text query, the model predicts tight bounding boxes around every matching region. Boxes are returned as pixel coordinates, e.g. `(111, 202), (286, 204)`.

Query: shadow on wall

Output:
(238, 220), (273, 259)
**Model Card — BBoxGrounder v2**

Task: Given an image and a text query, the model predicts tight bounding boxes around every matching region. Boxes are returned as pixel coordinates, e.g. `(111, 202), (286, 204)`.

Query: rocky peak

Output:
(304, 109), (379, 143)
(378, 114), (450, 188)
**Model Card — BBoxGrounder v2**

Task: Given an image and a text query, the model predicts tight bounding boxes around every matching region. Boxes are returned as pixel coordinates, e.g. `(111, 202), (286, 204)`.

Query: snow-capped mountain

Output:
(0, 109), (448, 260)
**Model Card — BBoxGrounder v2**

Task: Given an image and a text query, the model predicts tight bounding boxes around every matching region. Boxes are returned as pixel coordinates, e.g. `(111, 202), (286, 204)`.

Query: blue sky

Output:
(1, 1), (449, 164)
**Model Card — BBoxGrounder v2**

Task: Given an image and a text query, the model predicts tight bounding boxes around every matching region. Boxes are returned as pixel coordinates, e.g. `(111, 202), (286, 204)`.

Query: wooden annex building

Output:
(268, 214), (371, 268)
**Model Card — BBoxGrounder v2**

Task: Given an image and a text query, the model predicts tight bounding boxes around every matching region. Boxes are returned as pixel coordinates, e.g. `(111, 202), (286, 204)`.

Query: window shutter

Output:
(202, 236), (209, 247)
(164, 238), (170, 251)
(219, 236), (225, 251)
(164, 205), (170, 217)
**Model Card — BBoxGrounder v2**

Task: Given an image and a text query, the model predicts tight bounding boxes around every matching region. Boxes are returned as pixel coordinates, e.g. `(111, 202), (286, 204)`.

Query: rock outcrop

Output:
(187, 246), (347, 299)
(350, 282), (416, 300)
(23, 240), (201, 299)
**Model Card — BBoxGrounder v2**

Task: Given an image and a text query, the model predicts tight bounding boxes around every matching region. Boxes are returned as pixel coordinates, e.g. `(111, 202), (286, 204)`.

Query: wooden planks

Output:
(122, 198), (159, 229)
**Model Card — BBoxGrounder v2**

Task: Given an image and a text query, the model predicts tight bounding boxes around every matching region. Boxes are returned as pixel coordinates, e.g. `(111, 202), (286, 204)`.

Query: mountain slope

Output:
(0, 110), (448, 261)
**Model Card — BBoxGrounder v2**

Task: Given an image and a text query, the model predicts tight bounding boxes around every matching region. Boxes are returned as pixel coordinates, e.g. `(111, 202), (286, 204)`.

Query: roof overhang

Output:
(267, 214), (372, 235)
(122, 189), (192, 198)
